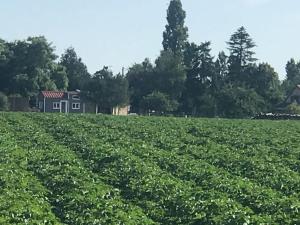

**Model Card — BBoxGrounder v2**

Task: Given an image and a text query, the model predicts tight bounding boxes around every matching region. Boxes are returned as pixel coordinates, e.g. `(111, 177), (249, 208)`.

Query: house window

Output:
(72, 95), (80, 100)
(53, 102), (60, 109)
(72, 103), (80, 109)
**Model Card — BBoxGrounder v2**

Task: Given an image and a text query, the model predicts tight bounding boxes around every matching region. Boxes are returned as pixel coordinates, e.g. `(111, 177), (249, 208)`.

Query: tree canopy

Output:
(227, 26), (257, 85)
(83, 67), (129, 113)
(162, 0), (188, 57)
(59, 47), (90, 91)
(0, 36), (68, 97)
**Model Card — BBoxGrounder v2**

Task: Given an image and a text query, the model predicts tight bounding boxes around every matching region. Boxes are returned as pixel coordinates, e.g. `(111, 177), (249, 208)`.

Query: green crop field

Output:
(0, 113), (299, 224)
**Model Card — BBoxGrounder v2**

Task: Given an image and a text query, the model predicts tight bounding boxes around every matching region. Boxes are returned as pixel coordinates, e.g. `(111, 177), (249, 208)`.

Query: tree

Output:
(60, 47), (90, 91)
(50, 64), (69, 90)
(162, 0), (188, 56)
(285, 102), (300, 114)
(218, 85), (264, 118)
(282, 59), (300, 96)
(181, 42), (215, 115)
(0, 92), (9, 111)
(286, 58), (300, 80)
(0, 39), (11, 93)
(5, 36), (61, 97)
(214, 51), (228, 89)
(83, 67), (128, 113)
(126, 58), (155, 113)
(249, 63), (283, 110)
(141, 91), (178, 114)
(154, 50), (186, 101)
(227, 26), (257, 67)
(227, 26), (257, 84)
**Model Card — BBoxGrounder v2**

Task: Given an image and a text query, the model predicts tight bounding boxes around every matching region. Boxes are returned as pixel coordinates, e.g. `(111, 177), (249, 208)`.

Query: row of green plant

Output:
(2, 113), (155, 225)
(1, 113), (300, 224)
(28, 113), (266, 225)
(29, 113), (300, 224)
(78, 115), (300, 224)
(95, 116), (300, 196)
(0, 117), (62, 224)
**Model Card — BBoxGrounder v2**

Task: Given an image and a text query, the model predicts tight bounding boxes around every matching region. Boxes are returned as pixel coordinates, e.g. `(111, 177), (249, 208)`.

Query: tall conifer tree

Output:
(227, 26), (256, 68)
(227, 26), (257, 84)
(162, 0), (188, 57)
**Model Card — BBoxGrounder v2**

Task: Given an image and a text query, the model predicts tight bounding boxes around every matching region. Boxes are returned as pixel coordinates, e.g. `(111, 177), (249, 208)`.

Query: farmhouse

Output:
(37, 90), (129, 115)
(38, 91), (93, 113)
(286, 85), (300, 104)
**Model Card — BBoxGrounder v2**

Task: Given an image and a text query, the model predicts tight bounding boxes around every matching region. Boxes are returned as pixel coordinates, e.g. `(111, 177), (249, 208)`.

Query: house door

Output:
(60, 101), (68, 113)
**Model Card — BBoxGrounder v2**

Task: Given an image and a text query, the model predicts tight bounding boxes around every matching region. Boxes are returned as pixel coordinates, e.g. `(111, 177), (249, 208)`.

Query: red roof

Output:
(41, 91), (65, 98)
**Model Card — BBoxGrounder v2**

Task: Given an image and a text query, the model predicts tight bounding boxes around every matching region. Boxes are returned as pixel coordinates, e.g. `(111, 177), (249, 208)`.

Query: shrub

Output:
(141, 91), (178, 114)
(285, 102), (300, 114)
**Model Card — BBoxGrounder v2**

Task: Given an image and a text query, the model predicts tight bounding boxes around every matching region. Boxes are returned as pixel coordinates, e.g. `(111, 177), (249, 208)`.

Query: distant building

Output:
(286, 85), (300, 104)
(37, 91), (129, 115)
(112, 105), (130, 116)
(38, 91), (95, 113)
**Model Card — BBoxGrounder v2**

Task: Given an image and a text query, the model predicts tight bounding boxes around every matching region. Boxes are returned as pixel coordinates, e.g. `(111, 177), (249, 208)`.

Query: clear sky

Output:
(1, 0), (300, 79)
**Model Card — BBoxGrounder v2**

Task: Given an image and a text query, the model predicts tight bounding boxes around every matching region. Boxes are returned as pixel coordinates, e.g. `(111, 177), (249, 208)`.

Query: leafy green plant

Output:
(1, 112), (300, 224)
(286, 102), (300, 114)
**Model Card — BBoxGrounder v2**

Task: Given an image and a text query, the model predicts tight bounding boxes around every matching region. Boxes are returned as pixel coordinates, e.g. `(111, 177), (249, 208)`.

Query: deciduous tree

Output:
(141, 91), (178, 114)
(83, 67), (129, 113)
(126, 58), (155, 113)
(5, 36), (62, 96)
(60, 47), (90, 91)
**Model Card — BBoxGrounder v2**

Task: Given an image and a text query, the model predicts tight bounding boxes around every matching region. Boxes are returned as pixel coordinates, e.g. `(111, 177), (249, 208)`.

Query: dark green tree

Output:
(249, 63), (283, 110)
(154, 50), (186, 102)
(162, 0), (188, 56)
(5, 36), (62, 96)
(282, 59), (300, 96)
(181, 42), (215, 115)
(126, 58), (155, 113)
(218, 85), (264, 118)
(286, 58), (300, 80)
(0, 39), (11, 93)
(50, 64), (69, 90)
(141, 91), (178, 115)
(214, 51), (228, 89)
(59, 47), (90, 91)
(227, 26), (257, 84)
(0, 92), (9, 111)
(83, 66), (128, 113)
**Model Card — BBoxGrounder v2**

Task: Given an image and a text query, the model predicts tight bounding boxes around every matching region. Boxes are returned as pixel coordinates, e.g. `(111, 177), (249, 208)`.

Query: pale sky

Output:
(1, 0), (300, 79)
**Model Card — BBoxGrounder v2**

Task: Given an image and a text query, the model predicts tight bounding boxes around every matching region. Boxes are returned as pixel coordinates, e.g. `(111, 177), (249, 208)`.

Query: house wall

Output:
(38, 92), (96, 114)
(38, 91), (128, 115)
(37, 94), (64, 113)
(37, 94), (61, 113)
(68, 93), (84, 113)
(112, 106), (129, 116)
(46, 98), (62, 113)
